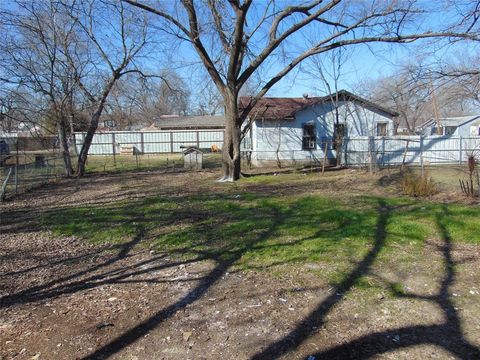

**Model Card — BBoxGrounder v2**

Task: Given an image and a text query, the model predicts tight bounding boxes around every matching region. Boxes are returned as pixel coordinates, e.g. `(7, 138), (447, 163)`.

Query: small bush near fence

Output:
(401, 171), (437, 197)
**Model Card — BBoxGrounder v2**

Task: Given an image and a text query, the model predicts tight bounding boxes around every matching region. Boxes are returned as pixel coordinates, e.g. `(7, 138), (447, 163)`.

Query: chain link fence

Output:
(1, 152), (68, 201)
(83, 152), (222, 173)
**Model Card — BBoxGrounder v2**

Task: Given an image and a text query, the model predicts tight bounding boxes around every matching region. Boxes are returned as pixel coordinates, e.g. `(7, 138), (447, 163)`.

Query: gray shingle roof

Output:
(151, 115), (225, 129)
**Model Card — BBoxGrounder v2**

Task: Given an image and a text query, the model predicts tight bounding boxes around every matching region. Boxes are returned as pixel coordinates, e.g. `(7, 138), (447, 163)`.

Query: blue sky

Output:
(153, 0), (479, 102)
(3, 0), (478, 108)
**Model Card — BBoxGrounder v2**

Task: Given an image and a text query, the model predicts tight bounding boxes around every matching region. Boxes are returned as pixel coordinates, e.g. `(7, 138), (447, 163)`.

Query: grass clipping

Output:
(401, 171), (437, 197)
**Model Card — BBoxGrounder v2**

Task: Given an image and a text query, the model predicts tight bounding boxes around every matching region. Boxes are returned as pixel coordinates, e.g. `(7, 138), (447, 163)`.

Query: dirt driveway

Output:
(1, 170), (479, 359)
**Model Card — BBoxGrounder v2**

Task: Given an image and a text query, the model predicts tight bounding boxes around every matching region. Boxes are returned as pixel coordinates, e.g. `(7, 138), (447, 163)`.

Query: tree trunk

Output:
(335, 139), (343, 167)
(76, 109), (103, 177)
(220, 93), (241, 181)
(76, 78), (117, 177)
(58, 116), (73, 177)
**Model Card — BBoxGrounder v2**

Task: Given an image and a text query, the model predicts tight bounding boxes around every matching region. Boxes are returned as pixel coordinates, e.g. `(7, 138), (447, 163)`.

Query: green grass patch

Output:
(42, 173), (480, 291)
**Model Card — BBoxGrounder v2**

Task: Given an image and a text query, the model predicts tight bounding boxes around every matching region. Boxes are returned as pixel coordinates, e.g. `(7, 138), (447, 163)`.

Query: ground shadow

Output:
(250, 199), (391, 359)
(251, 204), (480, 359)
(81, 206), (285, 360)
(3, 177), (479, 360)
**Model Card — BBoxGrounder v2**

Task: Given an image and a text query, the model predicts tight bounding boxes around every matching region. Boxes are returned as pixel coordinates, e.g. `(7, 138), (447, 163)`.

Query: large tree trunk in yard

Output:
(58, 116), (73, 177)
(76, 110), (102, 177)
(220, 94), (241, 181)
(76, 78), (117, 177)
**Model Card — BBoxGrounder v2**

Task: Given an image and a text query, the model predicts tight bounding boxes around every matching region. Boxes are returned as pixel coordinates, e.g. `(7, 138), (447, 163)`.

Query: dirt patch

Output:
(1, 169), (479, 359)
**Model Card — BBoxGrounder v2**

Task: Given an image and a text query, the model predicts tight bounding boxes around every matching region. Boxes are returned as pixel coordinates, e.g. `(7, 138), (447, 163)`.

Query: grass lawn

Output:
(3, 167), (479, 359)
(43, 170), (480, 292)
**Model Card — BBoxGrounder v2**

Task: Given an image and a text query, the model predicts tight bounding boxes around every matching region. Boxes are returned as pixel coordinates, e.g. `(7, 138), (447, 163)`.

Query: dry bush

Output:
(459, 154), (479, 197)
(401, 171), (437, 197)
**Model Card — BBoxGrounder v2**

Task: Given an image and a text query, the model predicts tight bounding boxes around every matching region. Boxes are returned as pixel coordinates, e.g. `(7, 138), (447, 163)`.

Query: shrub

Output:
(401, 171), (437, 197)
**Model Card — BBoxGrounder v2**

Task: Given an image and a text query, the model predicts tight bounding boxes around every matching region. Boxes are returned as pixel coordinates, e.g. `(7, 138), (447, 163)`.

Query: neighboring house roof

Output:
(239, 90), (398, 121)
(153, 115), (225, 129)
(239, 97), (318, 121)
(419, 115), (480, 130)
(120, 115), (225, 131)
(140, 123), (161, 131)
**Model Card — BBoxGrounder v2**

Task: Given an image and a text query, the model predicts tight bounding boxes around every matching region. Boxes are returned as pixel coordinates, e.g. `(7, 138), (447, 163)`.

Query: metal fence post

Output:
(368, 136), (374, 173)
(112, 133), (116, 155)
(15, 144), (19, 194)
(1, 167), (13, 201)
(112, 133), (116, 167)
(420, 135), (424, 177)
(381, 136), (386, 167)
(14, 164), (18, 194)
(459, 135), (463, 164)
(140, 132), (145, 154)
(170, 132), (174, 153)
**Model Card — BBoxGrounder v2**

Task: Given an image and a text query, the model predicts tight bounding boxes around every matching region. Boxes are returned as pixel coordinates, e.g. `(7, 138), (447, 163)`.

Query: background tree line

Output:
(1, 0), (480, 179)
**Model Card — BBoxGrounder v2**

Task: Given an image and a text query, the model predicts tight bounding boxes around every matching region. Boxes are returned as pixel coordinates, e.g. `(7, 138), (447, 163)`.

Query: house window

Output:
(444, 126), (457, 135)
(302, 123), (316, 150)
(376, 122), (388, 136)
(104, 119), (116, 129)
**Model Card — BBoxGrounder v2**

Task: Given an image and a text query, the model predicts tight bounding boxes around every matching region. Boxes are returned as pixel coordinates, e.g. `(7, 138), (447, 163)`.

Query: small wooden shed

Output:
(182, 146), (203, 170)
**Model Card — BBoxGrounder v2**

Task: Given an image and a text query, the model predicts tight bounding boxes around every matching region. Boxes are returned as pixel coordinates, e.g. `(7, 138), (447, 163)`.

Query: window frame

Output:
(302, 122), (316, 150)
(376, 122), (388, 136)
(443, 126), (457, 136)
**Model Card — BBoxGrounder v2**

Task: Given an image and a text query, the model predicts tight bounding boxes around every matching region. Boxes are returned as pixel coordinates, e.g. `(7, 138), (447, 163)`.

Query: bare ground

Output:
(1, 169), (479, 360)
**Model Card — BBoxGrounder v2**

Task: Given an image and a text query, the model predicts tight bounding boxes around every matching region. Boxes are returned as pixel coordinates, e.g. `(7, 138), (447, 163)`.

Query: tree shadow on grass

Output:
(1, 218), (151, 307)
(2, 191), (295, 359)
(1, 191), (379, 358)
(1, 193), (242, 307)
(5, 187), (477, 360)
(81, 204), (285, 360)
(251, 204), (480, 360)
(250, 199), (391, 359)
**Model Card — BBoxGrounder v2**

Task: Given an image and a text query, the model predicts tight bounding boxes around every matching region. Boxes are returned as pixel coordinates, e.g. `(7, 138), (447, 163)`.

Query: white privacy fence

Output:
(75, 131), (479, 167)
(344, 136), (480, 166)
(74, 130), (225, 154)
(74, 130), (253, 155)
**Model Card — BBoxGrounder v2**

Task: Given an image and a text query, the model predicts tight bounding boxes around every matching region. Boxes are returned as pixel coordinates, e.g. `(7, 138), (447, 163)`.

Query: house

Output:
(418, 115), (480, 136)
(101, 115), (226, 131)
(139, 115), (225, 131)
(239, 90), (398, 166)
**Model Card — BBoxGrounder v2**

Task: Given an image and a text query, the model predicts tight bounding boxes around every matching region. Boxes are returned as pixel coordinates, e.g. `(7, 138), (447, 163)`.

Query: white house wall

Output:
(423, 119), (480, 137)
(252, 100), (394, 164)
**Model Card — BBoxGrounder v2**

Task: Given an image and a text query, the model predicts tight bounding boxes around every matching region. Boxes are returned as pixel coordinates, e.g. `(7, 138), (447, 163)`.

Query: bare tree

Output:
(362, 62), (478, 135)
(0, 0), (82, 175)
(362, 69), (432, 134)
(125, 0), (478, 181)
(427, 54), (480, 108)
(104, 72), (191, 129)
(303, 46), (350, 165)
(195, 80), (224, 116)
(64, 0), (151, 176)
(0, 90), (41, 133)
